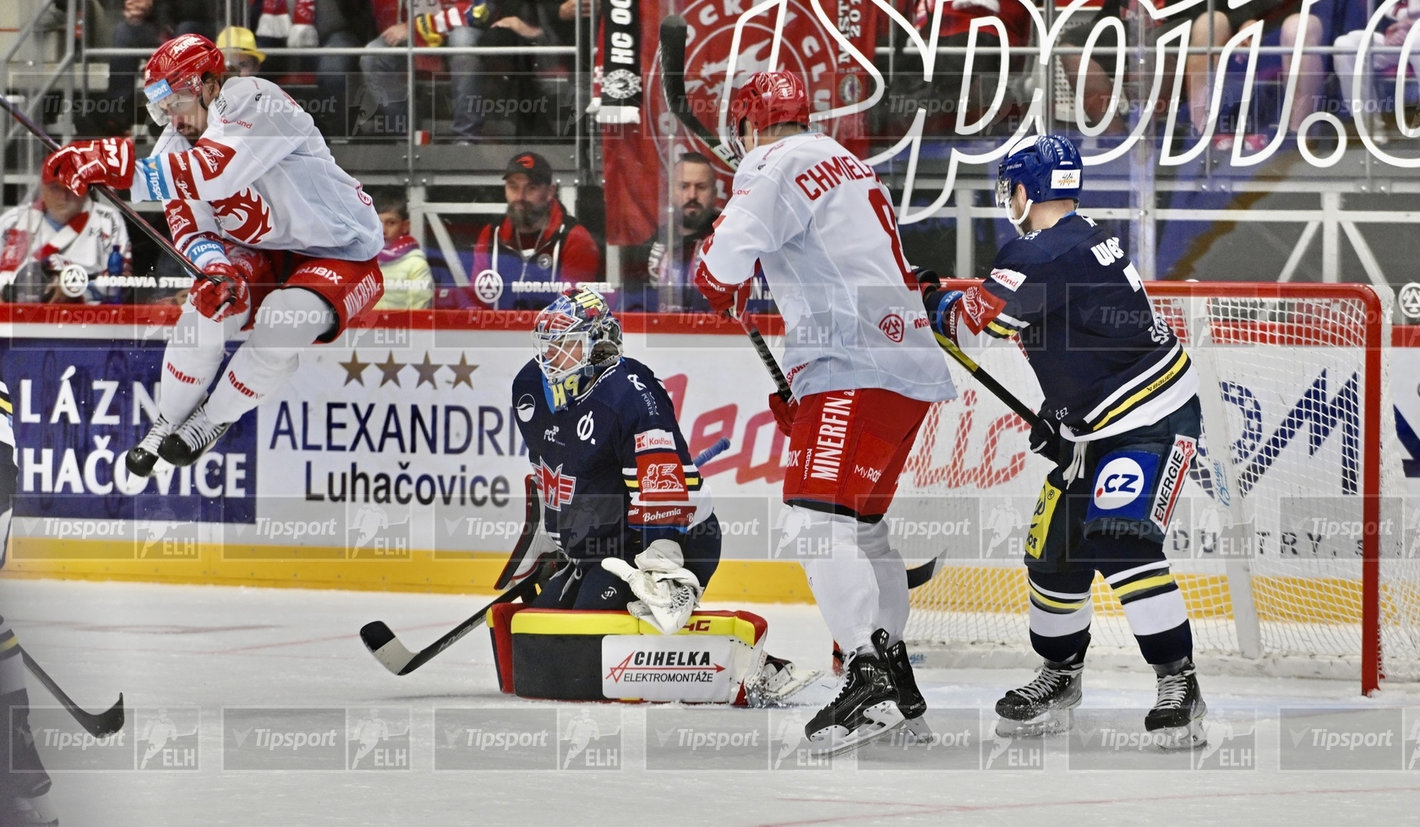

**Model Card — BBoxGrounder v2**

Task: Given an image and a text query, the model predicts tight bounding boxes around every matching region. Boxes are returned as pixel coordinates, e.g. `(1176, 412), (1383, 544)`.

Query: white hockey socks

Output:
(860, 518), (909, 645)
(602, 539), (702, 634)
(159, 302), (249, 423)
(204, 288), (335, 425)
(793, 506), (880, 654)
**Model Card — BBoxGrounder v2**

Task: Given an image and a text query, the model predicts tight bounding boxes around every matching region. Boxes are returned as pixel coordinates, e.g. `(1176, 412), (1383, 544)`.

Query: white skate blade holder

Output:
(805, 700), (906, 757)
(995, 707), (1075, 738)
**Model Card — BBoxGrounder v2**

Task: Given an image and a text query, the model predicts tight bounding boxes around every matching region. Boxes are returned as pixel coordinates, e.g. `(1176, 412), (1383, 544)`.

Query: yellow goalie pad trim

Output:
(510, 610), (760, 647)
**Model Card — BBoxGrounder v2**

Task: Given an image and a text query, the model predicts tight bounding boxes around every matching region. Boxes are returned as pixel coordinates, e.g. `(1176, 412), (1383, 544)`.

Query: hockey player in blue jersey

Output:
(511, 287), (720, 631)
(921, 134), (1208, 747)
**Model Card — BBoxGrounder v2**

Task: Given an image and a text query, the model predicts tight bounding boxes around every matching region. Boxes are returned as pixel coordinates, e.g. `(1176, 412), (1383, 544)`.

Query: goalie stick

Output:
(22, 648), (125, 738)
(360, 577), (539, 676)
(0, 93), (211, 284)
(363, 438), (736, 675)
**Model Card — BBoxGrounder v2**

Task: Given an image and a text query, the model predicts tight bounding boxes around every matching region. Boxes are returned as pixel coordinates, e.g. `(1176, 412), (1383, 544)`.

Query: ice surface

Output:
(4, 578), (1420, 827)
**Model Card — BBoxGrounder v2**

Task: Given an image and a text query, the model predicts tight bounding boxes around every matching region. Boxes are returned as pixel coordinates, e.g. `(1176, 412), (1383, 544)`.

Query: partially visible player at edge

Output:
(921, 133), (1208, 746)
(1, 379), (60, 826)
(694, 71), (957, 754)
(42, 33), (383, 474)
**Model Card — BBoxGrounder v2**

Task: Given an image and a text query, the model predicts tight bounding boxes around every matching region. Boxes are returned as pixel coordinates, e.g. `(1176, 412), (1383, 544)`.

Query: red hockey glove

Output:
(694, 263), (751, 318)
(189, 263), (251, 321)
(42, 137), (135, 196)
(768, 392), (798, 437)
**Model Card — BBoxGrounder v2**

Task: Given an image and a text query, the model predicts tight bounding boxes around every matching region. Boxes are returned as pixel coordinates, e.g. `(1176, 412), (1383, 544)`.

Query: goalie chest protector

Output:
(489, 605), (768, 703)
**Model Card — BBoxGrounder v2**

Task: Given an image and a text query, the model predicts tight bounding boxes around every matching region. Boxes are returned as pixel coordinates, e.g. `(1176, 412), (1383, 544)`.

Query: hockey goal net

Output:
(896, 282), (1417, 694)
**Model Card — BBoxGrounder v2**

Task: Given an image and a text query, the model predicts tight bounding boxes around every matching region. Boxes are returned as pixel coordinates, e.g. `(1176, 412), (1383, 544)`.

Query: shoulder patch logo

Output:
(991, 268), (1026, 292)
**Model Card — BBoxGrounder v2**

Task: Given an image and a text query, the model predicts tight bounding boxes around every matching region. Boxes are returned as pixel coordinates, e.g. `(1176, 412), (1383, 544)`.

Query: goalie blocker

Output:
(489, 606), (816, 706)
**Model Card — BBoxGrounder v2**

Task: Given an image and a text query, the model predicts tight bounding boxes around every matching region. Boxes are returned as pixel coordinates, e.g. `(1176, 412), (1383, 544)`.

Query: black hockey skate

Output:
(125, 414), (174, 477)
(1145, 657), (1207, 749)
(158, 405), (231, 467)
(876, 630), (931, 740)
(805, 634), (905, 756)
(995, 649), (1085, 737)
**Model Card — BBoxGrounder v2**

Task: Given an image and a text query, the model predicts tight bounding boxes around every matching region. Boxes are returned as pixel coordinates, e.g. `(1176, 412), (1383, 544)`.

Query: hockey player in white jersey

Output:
(921, 134), (1207, 747)
(43, 33), (384, 474)
(694, 71), (957, 754)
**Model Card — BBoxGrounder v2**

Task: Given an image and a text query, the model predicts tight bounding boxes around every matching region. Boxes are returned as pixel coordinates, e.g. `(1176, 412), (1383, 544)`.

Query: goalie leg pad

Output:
(490, 608), (776, 703)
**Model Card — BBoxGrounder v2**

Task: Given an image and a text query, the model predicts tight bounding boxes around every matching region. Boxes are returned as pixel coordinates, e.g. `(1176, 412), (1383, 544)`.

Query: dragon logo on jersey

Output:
(212, 188), (273, 244)
(535, 460), (577, 510)
(878, 313), (904, 343)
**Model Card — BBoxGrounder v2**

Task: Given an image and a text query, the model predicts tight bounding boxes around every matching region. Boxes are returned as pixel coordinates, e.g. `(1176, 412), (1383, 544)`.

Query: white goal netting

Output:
(897, 283), (1419, 691)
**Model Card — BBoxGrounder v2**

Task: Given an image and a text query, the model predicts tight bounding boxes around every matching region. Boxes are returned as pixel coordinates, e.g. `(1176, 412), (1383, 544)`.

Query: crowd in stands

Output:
(6, 0), (1415, 309)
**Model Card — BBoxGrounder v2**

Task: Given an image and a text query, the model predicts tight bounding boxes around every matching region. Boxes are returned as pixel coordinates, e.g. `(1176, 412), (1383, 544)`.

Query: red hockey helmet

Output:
(727, 71), (809, 159)
(142, 34), (225, 126)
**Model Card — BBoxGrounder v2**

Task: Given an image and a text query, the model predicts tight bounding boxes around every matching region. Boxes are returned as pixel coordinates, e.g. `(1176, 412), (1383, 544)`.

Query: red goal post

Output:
(895, 281), (1411, 695)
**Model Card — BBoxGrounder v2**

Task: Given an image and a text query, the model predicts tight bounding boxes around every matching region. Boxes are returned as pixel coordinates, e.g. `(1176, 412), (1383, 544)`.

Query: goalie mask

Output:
(532, 287), (623, 384)
(142, 34), (225, 126)
(996, 134), (1082, 232)
(727, 71), (810, 160)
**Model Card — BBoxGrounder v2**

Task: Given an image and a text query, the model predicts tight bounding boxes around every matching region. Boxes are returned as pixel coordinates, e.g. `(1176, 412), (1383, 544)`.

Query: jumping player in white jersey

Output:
(921, 134), (1207, 747)
(43, 33), (384, 474)
(694, 71), (957, 754)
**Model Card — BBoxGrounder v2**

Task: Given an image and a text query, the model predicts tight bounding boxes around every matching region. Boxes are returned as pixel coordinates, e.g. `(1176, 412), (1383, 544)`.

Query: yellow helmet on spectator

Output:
(215, 26), (265, 64)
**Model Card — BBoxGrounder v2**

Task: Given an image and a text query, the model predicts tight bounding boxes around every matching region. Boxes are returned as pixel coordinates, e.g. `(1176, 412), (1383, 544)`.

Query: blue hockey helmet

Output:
(995, 134), (1083, 217)
(531, 287), (623, 383)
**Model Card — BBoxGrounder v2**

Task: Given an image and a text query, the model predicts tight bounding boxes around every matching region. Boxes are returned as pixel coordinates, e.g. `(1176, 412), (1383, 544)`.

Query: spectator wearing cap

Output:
(458, 151), (602, 310)
(216, 26), (266, 77)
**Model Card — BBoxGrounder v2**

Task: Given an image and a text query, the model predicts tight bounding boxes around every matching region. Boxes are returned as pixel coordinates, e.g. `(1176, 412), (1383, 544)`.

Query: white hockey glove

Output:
(601, 539), (702, 635)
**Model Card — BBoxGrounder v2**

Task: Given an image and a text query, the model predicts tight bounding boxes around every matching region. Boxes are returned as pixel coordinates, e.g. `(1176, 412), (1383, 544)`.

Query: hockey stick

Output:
(735, 314), (792, 400)
(493, 474), (542, 590)
(22, 649), (125, 738)
(659, 14), (740, 171)
(0, 94), (208, 283)
(360, 576), (539, 676)
(901, 333), (1058, 590)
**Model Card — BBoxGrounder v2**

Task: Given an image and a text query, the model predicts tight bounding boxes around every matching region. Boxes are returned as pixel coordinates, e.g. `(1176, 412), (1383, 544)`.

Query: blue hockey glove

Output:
(923, 288), (963, 341)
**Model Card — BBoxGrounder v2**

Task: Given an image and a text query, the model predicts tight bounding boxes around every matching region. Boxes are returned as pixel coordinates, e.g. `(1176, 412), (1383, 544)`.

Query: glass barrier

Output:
(3, 1), (1418, 320)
